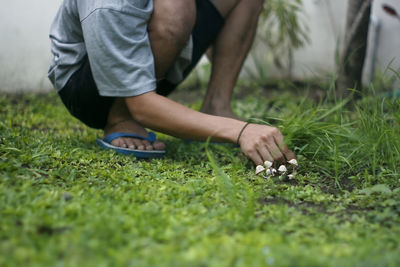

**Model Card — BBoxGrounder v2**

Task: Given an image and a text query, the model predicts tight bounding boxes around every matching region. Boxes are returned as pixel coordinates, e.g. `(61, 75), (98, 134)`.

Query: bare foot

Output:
(104, 120), (166, 151)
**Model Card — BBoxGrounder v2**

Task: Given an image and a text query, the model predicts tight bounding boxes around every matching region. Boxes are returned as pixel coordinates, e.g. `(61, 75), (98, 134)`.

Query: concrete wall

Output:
(0, 0), (61, 93)
(290, 0), (348, 78)
(0, 0), (399, 93)
(260, 0), (400, 83)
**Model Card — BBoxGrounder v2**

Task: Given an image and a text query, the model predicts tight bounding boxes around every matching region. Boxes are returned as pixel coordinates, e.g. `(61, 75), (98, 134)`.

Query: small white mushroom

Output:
(271, 168), (277, 176)
(288, 159), (298, 167)
(266, 169), (272, 176)
(255, 165), (266, 175)
(264, 160), (273, 169)
(278, 165), (287, 173)
(288, 174), (295, 180)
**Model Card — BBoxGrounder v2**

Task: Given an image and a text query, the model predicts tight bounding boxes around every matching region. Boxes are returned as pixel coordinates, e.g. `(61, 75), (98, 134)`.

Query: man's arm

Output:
(125, 92), (295, 165)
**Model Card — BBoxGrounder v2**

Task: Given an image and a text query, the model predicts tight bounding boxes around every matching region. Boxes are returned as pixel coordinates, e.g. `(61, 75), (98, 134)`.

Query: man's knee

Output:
(149, 0), (196, 46)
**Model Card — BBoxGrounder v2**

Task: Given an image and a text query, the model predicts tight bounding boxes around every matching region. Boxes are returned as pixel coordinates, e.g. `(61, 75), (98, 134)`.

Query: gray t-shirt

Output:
(48, 0), (192, 97)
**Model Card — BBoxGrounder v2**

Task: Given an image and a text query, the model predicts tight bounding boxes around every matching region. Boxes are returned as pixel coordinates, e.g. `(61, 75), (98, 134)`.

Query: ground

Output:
(0, 83), (399, 266)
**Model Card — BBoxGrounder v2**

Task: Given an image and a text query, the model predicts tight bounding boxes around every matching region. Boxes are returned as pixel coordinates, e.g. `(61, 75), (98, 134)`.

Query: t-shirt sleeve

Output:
(81, 7), (156, 97)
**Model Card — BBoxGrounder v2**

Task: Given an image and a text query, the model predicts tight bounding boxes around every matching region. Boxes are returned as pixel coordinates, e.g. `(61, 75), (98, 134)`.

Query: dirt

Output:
(259, 196), (373, 220)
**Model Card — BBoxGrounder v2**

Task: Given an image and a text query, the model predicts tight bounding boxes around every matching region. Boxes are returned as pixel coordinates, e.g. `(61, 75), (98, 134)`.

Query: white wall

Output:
(0, 0), (399, 93)
(0, 0), (61, 93)
(266, 0), (400, 83)
(291, 0), (348, 78)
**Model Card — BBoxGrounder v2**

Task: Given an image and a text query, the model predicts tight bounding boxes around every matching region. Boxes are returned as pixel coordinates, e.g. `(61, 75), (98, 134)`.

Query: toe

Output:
(131, 139), (145, 150)
(124, 138), (136, 150)
(142, 140), (153, 151)
(111, 138), (126, 148)
(107, 133), (165, 151)
(153, 140), (166, 151)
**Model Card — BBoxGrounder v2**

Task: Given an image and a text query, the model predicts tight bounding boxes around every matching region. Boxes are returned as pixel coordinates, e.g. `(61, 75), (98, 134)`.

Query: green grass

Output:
(1, 88), (400, 267)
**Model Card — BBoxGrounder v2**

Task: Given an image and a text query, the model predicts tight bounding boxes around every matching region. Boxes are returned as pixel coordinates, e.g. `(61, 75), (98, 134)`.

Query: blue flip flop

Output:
(96, 132), (165, 159)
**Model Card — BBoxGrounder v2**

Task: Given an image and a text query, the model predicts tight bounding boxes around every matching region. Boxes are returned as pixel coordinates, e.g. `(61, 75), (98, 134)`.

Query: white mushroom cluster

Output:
(255, 159), (298, 180)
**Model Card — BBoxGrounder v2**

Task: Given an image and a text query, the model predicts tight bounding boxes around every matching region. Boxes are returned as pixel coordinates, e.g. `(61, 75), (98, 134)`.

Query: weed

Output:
(1, 90), (399, 266)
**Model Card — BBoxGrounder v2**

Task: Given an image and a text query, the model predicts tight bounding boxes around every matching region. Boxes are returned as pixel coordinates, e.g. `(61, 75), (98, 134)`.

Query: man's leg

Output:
(104, 0), (196, 150)
(201, 0), (263, 119)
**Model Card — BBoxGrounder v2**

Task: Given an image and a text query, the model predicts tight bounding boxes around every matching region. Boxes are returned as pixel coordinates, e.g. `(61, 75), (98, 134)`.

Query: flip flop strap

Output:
(103, 132), (156, 144)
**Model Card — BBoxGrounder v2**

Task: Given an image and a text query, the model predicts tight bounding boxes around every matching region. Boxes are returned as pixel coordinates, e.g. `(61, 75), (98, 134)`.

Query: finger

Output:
(256, 145), (274, 163)
(283, 148), (296, 161)
(265, 140), (285, 163)
(247, 150), (264, 166)
(273, 134), (296, 161)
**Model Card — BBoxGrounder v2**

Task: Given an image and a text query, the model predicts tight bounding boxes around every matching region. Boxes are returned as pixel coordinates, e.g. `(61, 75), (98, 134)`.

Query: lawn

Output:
(1, 84), (399, 267)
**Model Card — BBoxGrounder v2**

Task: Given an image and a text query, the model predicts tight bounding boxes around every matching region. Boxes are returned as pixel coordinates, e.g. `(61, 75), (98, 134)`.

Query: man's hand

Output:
(238, 124), (296, 166)
(125, 92), (295, 166)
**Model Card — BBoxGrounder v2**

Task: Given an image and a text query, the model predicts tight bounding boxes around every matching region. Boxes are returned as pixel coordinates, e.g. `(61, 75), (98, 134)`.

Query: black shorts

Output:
(58, 0), (224, 130)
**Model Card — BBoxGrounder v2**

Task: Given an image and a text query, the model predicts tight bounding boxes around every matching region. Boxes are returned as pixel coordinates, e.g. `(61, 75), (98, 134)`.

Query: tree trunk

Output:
(337, 0), (372, 98)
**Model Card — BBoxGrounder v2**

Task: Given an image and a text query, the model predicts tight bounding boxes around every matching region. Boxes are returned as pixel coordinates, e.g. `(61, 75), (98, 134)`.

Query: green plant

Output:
(245, 0), (309, 82)
(1, 87), (400, 266)
(261, 0), (309, 64)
